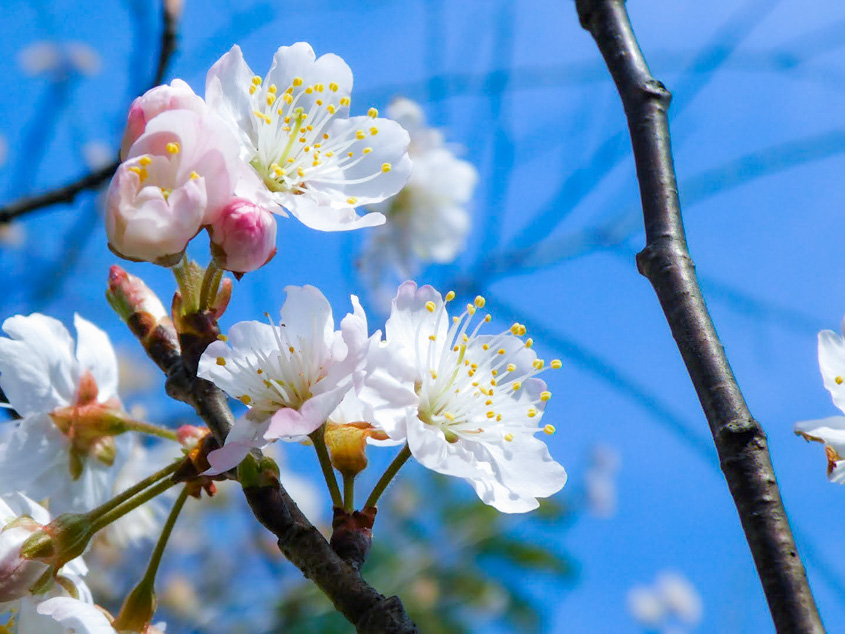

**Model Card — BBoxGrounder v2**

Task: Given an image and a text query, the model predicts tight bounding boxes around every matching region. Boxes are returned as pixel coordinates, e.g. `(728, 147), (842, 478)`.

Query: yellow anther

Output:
(462, 334), (469, 342)
(297, 168), (305, 177)
(249, 85), (256, 95)
(348, 151), (354, 158)
(425, 301), (436, 313)
(486, 411), (495, 419)
(286, 157), (294, 163)
(252, 75), (262, 85)
(340, 96), (351, 106)
(138, 155), (152, 166)
(316, 99), (323, 106)
(347, 197), (358, 205)
(510, 324), (520, 335)
(268, 84), (277, 93)
(430, 370), (438, 380)
(304, 86), (313, 95)
(299, 137), (307, 143)
(363, 147), (373, 154)
(368, 107), (379, 118)
(518, 325), (527, 336)
(428, 334), (436, 341)
(293, 77), (303, 86)
(285, 116), (291, 123)
(217, 334), (229, 342)
(527, 407), (538, 418)
(283, 93), (293, 104)
(128, 166), (142, 176)
(452, 316), (460, 323)
(189, 171), (200, 179)
(453, 345), (460, 351)
(263, 379), (272, 388)
(551, 359), (562, 369)
(329, 82), (338, 92)
(370, 127), (379, 135)
(312, 160), (321, 167)
(288, 346), (295, 354)
(504, 433), (514, 442)
(837, 376), (844, 385)
(160, 187), (171, 200)
(467, 305), (477, 316)
(544, 424), (556, 435)
(491, 370), (498, 376)
(506, 363), (516, 372)
(256, 368), (263, 374)
(533, 359), (545, 370)
(306, 125), (313, 131)
(304, 146), (311, 153)
(490, 379), (497, 386)
(325, 151), (334, 157)
(482, 344), (489, 351)
(474, 295), (486, 308)
(284, 86), (293, 94)
(381, 163), (392, 173)
(327, 104), (337, 114)
(216, 357), (226, 366)
(356, 130), (366, 140)
(240, 395), (252, 405)
(497, 348), (506, 355)
(484, 315), (492, 323)
(323, 133), (330, 140)
(485, 399), (493, 405)
(444, 412), (455, 421)
(166, 142), (180, 154)
(512, 381), (522, 391)
(267, 95), (276, 106)
(441, 291), (454, 302)
(540, 391), (552, 401)
(316, 83), (325, 92)
(525, 338), (534, 348)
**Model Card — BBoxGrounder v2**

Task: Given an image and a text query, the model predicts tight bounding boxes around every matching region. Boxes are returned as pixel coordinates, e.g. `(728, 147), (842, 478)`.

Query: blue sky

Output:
(2, 0), (845, 631)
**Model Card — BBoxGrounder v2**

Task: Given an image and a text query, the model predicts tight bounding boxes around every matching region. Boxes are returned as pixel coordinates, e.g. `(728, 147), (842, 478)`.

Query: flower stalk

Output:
(310, 427), (343, 508)
(365, 444), (411, 509)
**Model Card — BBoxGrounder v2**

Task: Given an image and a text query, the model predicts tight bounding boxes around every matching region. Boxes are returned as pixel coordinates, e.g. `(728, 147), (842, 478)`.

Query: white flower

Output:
(361, 97), (477, 280)
(627, 571), (702, 632)
(0, 314), (128, 515)
(197, 286), (363, 473)
(205, 43), (412, 231)
(795, 322), (845, 481)
(585, 444), (620, 518)
(363, 281), (567, 513)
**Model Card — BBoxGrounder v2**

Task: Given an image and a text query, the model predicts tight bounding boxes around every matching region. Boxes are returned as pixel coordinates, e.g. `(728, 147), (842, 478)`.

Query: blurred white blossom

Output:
(18, 41), (101, 77)
(585, 444), (620, 518)
(627, 570), (702, 632)
(82, 141), (114, 170)
(0, 134), (7, 167)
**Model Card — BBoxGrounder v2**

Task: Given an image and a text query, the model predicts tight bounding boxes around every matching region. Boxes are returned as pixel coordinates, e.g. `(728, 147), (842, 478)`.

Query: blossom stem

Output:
(86, 460), (180, 522)
(141, 486), (189, 586)
(198, 260), (222, 311)
(119, 418), (179, 442)
(172, 255), (198, 312)
(343, 473), (355, 513)
(91, 478), (177, 533)
(365, 444), (412, 509)
(309, 427), (343, 508)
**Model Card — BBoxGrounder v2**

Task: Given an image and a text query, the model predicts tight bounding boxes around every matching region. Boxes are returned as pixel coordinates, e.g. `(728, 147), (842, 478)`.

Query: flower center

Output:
(245, 75), (392, 201)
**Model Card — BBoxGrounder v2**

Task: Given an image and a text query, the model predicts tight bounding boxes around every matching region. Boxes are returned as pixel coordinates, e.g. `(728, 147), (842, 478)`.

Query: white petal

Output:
(0, 314), (78, 415)
(197, 320), (278, 397)
(264, 43), (353, 113)
(280, 285), (335, 352)
(205, 44), (259, 157)
(818, 329), (845, 413)
(282, 192), (385, 232)
(73, 315), (119, 402)
(36, 596), (116, 634)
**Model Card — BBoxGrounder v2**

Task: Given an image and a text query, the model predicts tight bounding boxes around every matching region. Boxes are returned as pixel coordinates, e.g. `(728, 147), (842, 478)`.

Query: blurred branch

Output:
(574, 1), (824, 632)
(0, 0), (179, 224)
(114, 273), (417, 634)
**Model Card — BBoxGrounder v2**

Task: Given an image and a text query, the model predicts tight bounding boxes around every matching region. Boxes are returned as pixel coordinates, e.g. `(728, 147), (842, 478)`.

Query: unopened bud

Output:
(22, 513), (93, 570)
(107, 265), (168, 325)
(0, 516), (51, 602)
(176, 425), (208, 448)
(324, 422), (388, 478)
(112, 578), (156, 632)
(210, 198), (277, 277)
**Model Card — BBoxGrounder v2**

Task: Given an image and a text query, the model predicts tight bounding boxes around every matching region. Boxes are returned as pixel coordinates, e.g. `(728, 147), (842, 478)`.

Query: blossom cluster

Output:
(200, 281), (567, 513)
(107, 42), (413, 273)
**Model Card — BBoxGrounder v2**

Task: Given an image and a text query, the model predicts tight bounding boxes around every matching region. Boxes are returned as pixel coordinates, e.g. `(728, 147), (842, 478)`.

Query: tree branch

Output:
(0, 0), (179, 224)
(573, 1), (824, 632)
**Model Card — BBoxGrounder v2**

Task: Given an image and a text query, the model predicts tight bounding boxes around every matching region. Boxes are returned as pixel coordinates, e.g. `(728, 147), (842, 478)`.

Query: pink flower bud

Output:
(120, 79), (206, 160)
(0, 495), (50, 602)
(210, 198), (277, 275)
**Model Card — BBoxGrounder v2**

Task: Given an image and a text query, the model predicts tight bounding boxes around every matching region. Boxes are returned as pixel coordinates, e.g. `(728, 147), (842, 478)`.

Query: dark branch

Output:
(0, 1), (179, 224)
(574, 1), (825, 632)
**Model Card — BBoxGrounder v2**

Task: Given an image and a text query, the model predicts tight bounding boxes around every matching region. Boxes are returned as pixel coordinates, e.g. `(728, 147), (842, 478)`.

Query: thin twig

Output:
(0, 1), (179, 224)
(573, 1), (824, 632)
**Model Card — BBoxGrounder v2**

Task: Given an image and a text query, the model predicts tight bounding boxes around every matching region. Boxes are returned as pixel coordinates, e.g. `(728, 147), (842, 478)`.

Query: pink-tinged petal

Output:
(818, 329), (845, 414)
(210, 198), (277, 273)
(119, 78), (206, 160)
(197, 321), (277, 397)
(205, 45), (259, 156)
(0, 314), (78, 414)
(281, 192), (385, 232)
(384, 281), (448, 363)
(205, 441), (252, 476)
(266, 387), (349, 439)
(205, 414), (271, 475)
(73, 315), (119, 402)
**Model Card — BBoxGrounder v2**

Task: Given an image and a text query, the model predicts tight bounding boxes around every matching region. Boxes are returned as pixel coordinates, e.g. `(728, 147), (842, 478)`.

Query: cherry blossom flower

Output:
(197, 286), (364, 473)
(627, 571), (702, 632)
(106, 108), (242, 266)
(0, 314), (129, 515)
(205, 43), (412, 231)
(796, 322), (845, 481)
(361, 97), (477, 285)
(363, 281), (567, 513)
(209, 198), (277, 275)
